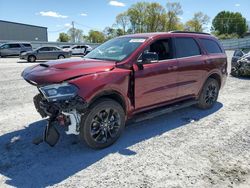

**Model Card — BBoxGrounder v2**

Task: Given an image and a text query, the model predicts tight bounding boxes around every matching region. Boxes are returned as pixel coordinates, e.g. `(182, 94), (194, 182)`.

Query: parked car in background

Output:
(231, 49), (250, 66)
(0, 42), (32, 57)
(231, 49), (250, 77)
(22, 31), (227, 149)
(20, 46), (71, 62)
(64, 44), (92, 55)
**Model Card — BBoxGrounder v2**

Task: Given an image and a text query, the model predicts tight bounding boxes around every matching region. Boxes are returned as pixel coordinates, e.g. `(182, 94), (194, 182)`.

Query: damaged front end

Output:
(33, 83), (87, 146)
(231, 57), (250, 77)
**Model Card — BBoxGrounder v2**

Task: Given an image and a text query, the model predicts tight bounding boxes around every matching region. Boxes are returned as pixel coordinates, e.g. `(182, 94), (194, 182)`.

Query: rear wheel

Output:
(80, 98), (125, 149)
(28, 55), (36, 62)
(197, 78), (219, 109)
(58, 55), (65, 59)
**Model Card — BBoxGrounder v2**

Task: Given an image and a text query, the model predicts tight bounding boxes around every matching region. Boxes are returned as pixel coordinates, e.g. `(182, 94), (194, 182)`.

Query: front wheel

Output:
(197, 78), (219, 109)
(28, 55), (36, 62)
(80, 98), (125, 149)
(58, 55), (65, 59)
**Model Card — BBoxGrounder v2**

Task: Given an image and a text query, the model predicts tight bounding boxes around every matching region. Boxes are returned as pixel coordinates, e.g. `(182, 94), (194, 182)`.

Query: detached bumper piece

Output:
(44, 118), (60, 147)
(33, 94), (87, 147)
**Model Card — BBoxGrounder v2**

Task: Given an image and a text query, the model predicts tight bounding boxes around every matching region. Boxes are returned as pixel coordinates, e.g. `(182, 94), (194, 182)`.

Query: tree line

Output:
(57, 2), (248, 43)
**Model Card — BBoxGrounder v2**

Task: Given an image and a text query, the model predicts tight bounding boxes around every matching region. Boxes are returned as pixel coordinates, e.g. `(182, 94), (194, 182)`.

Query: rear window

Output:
(22, 43), (32, 47)
(9, 44), (21, 48)
(175, 37), (201, 58)
(199, 38), (222, 54)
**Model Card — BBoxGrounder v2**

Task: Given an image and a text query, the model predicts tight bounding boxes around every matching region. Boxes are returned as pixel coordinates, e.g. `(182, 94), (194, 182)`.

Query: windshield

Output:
(85, 37), (147, 61)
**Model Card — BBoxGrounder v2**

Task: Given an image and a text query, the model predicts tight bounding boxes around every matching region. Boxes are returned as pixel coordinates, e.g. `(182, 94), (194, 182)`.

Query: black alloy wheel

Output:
(197, 78), (219, 109)
(80, 98), (125, 149)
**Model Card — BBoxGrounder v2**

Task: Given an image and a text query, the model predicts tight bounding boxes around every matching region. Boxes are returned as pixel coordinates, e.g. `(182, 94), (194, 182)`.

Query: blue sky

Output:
(0, 0), (249, 41)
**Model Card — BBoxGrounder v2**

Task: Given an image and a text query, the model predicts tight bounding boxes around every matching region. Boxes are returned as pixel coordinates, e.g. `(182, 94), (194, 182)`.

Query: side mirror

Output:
(139, 52), (158, 64)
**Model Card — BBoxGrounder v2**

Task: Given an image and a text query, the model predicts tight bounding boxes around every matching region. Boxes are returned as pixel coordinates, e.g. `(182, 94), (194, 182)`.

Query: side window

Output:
(22, 43), (32, 48)
(147, 39), (173, 61)
(199, 38), (222, 54)
(1, 44), (10, 49)
(39, 47), (49, 51)
(175, 37), (201, 58)
(9, 44), (21, 48)
(50, 47), (59, 51)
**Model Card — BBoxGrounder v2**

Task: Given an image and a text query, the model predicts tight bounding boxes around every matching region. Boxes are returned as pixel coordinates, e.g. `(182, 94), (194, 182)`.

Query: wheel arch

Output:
(198, 72), (222, 98)
(207, 72), (222, 88)
(88, 90), (128, 116)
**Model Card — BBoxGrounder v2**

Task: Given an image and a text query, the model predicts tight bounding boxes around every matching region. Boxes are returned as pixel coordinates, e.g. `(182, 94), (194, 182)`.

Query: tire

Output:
(197, 78), (219, 109)
(80, 98), (125, 149)
(28, 55), (36, 62)
(58, 55), (65, 59)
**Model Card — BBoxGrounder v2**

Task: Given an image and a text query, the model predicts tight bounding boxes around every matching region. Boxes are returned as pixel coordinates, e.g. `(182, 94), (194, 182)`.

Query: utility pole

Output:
(72, 21), (75, 43)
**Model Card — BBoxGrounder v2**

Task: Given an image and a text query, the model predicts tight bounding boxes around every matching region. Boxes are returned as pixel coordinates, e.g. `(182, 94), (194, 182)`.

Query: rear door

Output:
(174, 37), (205, 99)
(72, 46), (81, 54)
(49, 47), (61, 59)
(8, 43), (21, 55)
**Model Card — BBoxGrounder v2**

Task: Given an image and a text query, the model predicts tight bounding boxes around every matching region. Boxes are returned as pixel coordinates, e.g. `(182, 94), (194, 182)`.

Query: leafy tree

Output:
(127, 2), (149, 33)
(166, 2), (183, 31)
(116, 12), (130, 34)
(88, 30), (105, 43)
(116, 28), (124, 36)
(67, 28), (84, 43)
(103, 27), (117, 40)
(185, 12), (210, 32)
(57, 32), (70, 42)
(145, 3), (166, 32)
(212, 11), (247, 37)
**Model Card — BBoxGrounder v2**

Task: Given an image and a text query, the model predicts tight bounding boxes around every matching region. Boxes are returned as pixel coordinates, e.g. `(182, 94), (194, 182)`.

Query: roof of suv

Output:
(122, 31), (213, 39)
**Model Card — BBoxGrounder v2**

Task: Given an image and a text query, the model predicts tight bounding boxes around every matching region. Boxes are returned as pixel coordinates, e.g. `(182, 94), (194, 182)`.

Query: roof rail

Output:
(169, 31), (211, 35)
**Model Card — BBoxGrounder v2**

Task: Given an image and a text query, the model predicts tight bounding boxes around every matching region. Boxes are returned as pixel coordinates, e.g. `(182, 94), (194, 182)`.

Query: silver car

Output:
(64, 45), (92, 55)
(0, 42), (32, 57)
(20, 46), (72, 62)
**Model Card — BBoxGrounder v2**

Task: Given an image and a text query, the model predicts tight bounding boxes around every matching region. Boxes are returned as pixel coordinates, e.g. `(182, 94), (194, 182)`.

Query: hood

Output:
(22, 58), (115, 85)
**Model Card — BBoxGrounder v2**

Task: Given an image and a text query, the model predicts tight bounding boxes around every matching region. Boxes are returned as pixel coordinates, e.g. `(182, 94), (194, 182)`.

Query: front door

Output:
(134, 38), (179, 110)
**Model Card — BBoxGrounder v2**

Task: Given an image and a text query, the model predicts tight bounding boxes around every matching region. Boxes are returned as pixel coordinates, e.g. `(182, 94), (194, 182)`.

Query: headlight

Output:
(39, 83), (78, 102)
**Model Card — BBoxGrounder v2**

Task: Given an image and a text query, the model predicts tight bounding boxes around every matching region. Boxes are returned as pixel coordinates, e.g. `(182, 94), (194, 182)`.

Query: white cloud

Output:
(109, 1), (125, 7)
(39, 11), (68, 18)
(235, 3), (240, 7)
(64, 23), (72, 28)
(80, 13), (87, 16)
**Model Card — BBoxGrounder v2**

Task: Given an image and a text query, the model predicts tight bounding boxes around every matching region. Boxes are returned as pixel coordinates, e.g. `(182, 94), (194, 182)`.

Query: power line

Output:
(47, 27), (68, 33)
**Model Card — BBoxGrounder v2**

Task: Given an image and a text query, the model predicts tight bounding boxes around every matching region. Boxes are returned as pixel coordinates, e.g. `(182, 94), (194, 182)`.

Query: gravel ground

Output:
(0, 53), (250, 188)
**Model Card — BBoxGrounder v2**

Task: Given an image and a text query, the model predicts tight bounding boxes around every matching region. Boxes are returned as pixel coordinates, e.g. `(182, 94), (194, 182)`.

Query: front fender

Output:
(69, 68), (133, 113)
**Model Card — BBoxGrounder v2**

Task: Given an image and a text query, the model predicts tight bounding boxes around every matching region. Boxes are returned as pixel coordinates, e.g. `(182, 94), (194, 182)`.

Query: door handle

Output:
(205, 60), (212, 64)
(168, 66), (178, 71)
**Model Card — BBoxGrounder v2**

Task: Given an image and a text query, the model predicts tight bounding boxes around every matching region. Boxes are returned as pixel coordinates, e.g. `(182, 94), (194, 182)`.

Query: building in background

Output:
(0, 20), (48, 42)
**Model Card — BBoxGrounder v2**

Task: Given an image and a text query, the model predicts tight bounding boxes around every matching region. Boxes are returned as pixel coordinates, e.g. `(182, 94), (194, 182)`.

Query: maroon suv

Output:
(22, 31), (227, 149)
